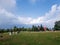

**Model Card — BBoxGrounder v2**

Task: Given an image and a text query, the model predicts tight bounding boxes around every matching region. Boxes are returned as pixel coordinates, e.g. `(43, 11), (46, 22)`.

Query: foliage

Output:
(32, 25), (38, 31)
(0, 24), (51, 33)
(40, 24), (44, 31)
(54, 21), (60, 30)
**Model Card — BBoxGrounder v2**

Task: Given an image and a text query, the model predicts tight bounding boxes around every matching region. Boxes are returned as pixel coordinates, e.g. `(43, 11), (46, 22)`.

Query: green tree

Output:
(40, 24), (44, 31)
(46, 28), (49, 31)
(0, 29), (5, 33)
(13, 26), (18, 32)
(32, 25), (38, 31)
(54, 21), (60, 30)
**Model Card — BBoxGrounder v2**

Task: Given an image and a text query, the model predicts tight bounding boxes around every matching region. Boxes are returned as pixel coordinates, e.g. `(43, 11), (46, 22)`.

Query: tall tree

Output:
(13, 26), (18, 32)
(32, 25), (38, 31)
(40, 24), (44, 31)
(54, 21), (60, 30)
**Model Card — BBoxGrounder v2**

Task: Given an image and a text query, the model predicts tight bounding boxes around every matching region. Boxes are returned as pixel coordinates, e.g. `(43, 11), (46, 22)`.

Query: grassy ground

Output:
(0, 31), (60, 45)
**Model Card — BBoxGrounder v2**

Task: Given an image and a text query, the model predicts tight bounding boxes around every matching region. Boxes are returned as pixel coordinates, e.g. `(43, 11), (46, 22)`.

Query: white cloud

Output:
(42, 4), (60, 27)
(0, 0), (16, 26)
(0, 7), (17, 25)
(0, 0), (16, 10)
(29, 17), (44, 24)
(0, 4), (60, 28)
(18, 4), (60, 28)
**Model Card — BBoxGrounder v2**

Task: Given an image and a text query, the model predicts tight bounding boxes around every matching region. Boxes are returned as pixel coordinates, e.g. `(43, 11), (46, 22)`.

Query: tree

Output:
(0, 29), (5, 33)
(37, 26), (40, 31)
(54, 21), (60, 30)
(6, 29), (10, 32)
(46, 28), (49, 31)
(40, 24), (44, 31)
(13, 26), (18, 32)
(32, 25), (38, 31)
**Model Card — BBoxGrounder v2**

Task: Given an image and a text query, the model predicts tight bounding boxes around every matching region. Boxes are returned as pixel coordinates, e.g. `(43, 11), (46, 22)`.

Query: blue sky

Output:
(15, 0), (60, 17)
(0, 0), (60, 28)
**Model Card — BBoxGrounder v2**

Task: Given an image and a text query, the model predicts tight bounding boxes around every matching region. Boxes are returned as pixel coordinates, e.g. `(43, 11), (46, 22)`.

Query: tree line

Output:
(0, 24), (49, 33)
(0, 20), (60, 33)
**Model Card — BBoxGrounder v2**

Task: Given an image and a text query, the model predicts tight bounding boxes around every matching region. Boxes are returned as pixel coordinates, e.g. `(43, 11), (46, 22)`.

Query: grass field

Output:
(0, 31), (60, 45)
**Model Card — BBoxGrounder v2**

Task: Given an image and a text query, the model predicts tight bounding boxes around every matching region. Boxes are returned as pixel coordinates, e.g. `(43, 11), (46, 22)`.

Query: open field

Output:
(0, 31), (60, 45)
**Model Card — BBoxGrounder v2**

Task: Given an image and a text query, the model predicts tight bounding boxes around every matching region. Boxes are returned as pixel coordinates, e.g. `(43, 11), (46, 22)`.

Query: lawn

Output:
(0, 31), (60, 45)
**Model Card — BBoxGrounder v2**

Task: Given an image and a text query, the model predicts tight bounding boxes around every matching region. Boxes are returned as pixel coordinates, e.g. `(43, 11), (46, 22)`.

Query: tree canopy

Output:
(54, 21), (60, 30)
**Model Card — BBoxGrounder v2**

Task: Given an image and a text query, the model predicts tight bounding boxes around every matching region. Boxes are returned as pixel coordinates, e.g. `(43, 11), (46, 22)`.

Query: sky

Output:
(0, 0), (60, 28)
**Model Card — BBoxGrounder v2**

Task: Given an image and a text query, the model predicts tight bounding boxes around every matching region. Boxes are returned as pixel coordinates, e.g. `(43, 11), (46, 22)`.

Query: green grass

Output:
(0, 31), (60, 45)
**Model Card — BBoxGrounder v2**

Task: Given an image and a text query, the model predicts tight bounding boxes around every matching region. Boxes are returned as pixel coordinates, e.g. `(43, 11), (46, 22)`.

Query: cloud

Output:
(0, 0), (16, 9)
(29, 0), (40, 4)
(24, 4), (60, 24)
(0, 4), (60, 28)
(0, 7), (16, 25)
(17, 4), (60, 28)
(41, 4), (60, 28)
